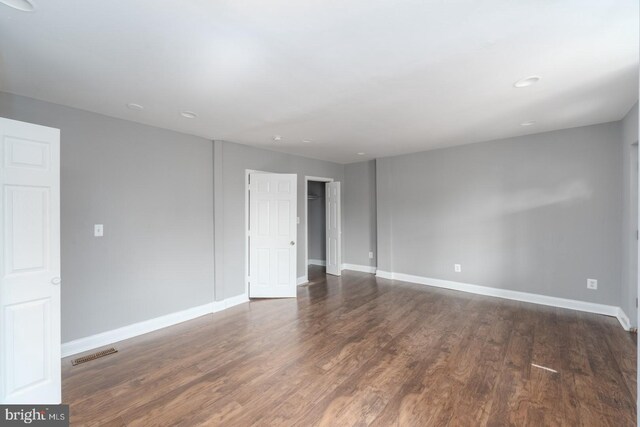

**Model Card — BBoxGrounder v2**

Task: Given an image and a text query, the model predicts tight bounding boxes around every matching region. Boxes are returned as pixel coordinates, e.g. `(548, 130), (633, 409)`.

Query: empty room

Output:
(0, 0), (638, 426)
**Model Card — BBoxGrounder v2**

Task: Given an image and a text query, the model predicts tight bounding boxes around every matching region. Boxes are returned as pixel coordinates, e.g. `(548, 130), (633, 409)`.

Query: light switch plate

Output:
(94, 224), (104, 237)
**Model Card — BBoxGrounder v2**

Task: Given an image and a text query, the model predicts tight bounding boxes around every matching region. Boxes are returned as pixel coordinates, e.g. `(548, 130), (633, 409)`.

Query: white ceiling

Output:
(0, 0), (637, 163)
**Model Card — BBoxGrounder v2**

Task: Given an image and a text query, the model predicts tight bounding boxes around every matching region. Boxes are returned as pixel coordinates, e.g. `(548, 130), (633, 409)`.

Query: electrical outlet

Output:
(587, 279), (597, 290)
(369, 251), (374, 259)
(94, 224), (104, 237)
(454, 264), (462, 273)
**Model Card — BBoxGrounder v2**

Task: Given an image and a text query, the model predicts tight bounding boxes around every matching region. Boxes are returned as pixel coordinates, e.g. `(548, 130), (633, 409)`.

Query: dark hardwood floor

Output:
(63, 266), (637, 426)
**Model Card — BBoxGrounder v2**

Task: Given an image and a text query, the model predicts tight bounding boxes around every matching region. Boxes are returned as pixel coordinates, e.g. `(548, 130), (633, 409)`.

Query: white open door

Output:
(0, 117), (61, 404)
(326, 181), (341, 276)
(249, 173), (297, 298)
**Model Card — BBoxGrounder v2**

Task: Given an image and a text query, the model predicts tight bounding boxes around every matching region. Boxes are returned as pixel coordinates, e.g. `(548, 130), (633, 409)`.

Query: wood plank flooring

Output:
(62, 266), (637, 426)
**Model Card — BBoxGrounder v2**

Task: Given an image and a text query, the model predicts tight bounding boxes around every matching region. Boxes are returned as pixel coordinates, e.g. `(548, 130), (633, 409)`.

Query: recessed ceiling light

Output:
(520, 120), (536, 126)
(180, 111), (197, 119)
(357, 152), (365, 155)
(273, 135), (282, 142)
(0, 0), (35, 12)
(126, 103), (144, 111)
(302, 139), (312, 143)
(514, 76), (541, 88)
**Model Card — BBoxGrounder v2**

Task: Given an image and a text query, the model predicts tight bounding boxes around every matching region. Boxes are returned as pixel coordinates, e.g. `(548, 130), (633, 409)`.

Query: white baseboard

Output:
(222, 293), (250, 309)
(308, 261), (378, 274)
(297, 275), (308, 286)
(342, 263), (377, 274)
(61, 293), (249, 358)
(616, 307), (631, 330)
(375, 270), (630, 331)
(375, 270), (393, 279)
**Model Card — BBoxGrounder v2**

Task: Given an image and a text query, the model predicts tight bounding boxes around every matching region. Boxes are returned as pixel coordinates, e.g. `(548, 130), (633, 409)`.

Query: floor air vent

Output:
(72, 348), (118, 366)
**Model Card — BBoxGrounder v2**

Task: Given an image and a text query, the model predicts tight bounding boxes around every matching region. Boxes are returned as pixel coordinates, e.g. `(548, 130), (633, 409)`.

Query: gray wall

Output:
(307, 181), (326, 262)
(376, 122), (624, 307)
(344, 161), (377, 267)
(3, 89), (634, 342)
(213, 140), (344, 300)
(621, 102), (639, 324)
(0, 92), (215, 342)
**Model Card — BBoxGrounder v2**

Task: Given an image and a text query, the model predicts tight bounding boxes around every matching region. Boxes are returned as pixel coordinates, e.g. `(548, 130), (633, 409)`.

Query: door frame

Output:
(304, 176), (334, 282)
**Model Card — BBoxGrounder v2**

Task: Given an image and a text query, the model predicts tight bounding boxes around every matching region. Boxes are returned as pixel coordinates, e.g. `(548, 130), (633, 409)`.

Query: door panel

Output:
(326, 182), (341, 276)
(0, 117), (60, 404)
(5, 299), (51, 396)
(4, 136), (51, 170)
(249, 173), (297, 298)
(5, 186), (50, 274)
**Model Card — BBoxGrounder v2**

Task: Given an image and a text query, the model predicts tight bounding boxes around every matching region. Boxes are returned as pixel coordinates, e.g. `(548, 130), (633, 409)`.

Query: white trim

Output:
(297, 275), (308, 286)
(224, 293), (250, 309)
(309, 259), (326, 266)
(304, 175), (334, 277)
(617, 307), (631, 331)
(342, 263), (377, 274)
(376, 270), (630, 330)
(375, 270), (393, 280)
(61, 293), (249, 358)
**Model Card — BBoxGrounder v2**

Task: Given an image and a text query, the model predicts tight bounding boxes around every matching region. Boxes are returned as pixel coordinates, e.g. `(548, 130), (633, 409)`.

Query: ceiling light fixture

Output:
(514, 76), (541, 88)
(302, 139), (312, 143)
(357, 152), (365, 155)
(0, 0), (35, 12)
(126, 103), (144, 111)
(520, 120), (536, 126)
(180, 111), (197, 119)
(273, 135), (282, 142)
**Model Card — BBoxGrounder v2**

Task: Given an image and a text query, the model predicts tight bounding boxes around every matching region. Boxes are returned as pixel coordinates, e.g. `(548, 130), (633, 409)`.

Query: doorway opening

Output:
(304, 176), (341, 284)
(307, 180), (327, 282)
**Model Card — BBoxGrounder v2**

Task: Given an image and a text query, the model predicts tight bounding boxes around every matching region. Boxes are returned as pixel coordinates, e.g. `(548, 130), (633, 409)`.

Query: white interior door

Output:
(0, 117), (61, 404)
(326, 181), (341, 276)
(249, 173), (297, 298)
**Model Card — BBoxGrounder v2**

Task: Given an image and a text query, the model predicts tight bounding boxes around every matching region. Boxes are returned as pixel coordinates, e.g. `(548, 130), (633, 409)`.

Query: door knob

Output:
(51, 277), (61, 286)
(290, 241), (295, 246)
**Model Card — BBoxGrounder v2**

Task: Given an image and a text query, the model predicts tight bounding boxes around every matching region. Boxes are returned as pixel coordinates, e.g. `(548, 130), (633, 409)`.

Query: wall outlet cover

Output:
(587, 279), (598, 290)
(454, 264), (462, 272)
(94, 224), (104, 237)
